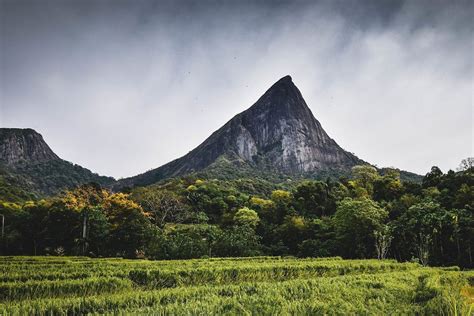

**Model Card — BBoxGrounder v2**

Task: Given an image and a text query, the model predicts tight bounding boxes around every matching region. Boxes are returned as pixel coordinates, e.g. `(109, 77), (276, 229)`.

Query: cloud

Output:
(1, 0), (472, 178)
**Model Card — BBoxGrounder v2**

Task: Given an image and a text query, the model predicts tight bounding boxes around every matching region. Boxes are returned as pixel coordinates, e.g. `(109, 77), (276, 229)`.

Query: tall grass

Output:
(0, 256), (470, 315)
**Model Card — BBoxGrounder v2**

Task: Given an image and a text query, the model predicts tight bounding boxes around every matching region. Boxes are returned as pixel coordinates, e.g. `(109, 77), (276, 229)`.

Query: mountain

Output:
(0, 128), (60, 165)
(0, 128), (114, 200)
(115, 75), (364, 189)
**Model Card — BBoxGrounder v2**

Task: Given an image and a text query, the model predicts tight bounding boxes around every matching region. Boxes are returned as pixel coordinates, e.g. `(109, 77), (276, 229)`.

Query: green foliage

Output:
(213, 225), (262, 257)
(195, 154), (296, 185)
(392, 201), (472, 267)
(373, 168), (403, 201)
(293, 180), (336, 217)
(0, 256), (470, 314)
(233, 207), (260, 227)
(298, 217), (338, 258)
(0, 160), (114, 198)
(162, 224), (216, 259)
(0, 184), (155, 258)
(0, 160), (472, 268)
(351, 165), (380, 197)
(0, 166), (38, 202)
(334, 198), (388, 258)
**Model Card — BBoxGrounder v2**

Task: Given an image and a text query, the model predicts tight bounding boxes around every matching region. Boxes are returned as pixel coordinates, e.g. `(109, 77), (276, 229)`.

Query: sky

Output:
(1, 0), (472, 179)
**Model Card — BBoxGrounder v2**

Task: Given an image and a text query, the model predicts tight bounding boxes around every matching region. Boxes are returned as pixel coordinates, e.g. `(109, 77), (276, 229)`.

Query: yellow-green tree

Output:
(234, 207), (260, 228)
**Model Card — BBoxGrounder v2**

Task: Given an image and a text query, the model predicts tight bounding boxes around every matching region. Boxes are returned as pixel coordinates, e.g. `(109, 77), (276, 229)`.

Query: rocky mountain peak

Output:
(115, 75), (362, 188)
(0, 128), (60, 166)
(230, 75), (359, 171)
(265, 75), (294, 94)
(247, 75), (307, 115)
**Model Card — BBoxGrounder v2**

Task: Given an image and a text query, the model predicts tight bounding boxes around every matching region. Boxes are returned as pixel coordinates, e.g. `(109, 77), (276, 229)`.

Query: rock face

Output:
(0, 128), (60, 166)
(0, 128), (114, 198)
(117, 75), (362, 188)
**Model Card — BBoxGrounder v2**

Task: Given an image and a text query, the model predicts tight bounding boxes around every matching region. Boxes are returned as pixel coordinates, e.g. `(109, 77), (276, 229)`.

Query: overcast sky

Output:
(1, 0), (472, 179)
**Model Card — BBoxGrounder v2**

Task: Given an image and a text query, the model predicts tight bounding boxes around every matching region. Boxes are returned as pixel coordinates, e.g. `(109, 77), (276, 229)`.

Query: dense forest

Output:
(0, 159), (472, 268)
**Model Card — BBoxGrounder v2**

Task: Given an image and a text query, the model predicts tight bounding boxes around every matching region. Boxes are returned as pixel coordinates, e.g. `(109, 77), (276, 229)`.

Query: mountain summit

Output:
(0, 128), (60, 166)
(116, 76), (362, 188)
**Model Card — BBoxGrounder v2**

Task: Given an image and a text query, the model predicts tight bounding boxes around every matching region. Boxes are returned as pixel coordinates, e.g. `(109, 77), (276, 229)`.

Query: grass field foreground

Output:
(0, 256), (472, 315)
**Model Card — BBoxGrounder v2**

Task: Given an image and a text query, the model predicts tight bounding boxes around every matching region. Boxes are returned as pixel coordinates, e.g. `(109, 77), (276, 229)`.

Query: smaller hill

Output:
(0, 128), (114, 200)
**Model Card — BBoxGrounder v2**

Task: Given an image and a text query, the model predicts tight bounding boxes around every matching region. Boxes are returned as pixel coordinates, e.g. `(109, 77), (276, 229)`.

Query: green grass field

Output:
(0, 256), (472, 315)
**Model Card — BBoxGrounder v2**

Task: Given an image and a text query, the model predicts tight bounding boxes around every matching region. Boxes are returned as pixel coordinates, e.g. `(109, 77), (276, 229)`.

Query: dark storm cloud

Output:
(1, 0), (472, 178)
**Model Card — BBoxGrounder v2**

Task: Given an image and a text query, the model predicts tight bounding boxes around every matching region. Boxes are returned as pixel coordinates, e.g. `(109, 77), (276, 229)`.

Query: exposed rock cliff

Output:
(0, 128), (61, 166)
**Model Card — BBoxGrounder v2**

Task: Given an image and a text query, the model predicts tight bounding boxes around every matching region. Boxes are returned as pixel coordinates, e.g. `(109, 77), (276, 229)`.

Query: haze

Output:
(1, 0), (472, 179)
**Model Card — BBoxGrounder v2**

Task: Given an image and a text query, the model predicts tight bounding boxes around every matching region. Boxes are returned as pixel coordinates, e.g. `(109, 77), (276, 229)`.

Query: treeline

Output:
(0, 159), (472, 267)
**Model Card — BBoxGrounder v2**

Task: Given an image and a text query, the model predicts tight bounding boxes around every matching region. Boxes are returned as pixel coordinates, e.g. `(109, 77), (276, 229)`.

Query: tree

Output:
(392, 201), (455, 266)
(44, 202), (80, 254)
(214, 225), (261, 257)
(293, 181), (336, 217)
(373, 169), (402, 202)
(185, 180), (232, 223)
(297, 217), (337, 258)
(416, 233), (431, 266)
(0, 201), (25, 254)
(334, 197), (388, 258)
(277, 215), (309, 253)
(270, 190), (294, 223)
(455, 208), (474, 267)
(160, 224), (221, 259)
(104, 193), (154, 258)
(374, 225), (392, 260)
(249, 197), (274, 214)
(234, 207), (260, 228)
(457, 157), (474, 172)
(422, 166), (443, 188)
(57, 184), (110, 255)
(19, 200), (50, 255)
(271, 190), (292, 204)
(86, 206), (111, 256)
(351, 165), (380, 197)
(133, 189), (189, 227)
(249, 196), (274, 227)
